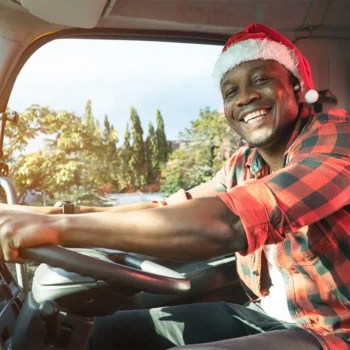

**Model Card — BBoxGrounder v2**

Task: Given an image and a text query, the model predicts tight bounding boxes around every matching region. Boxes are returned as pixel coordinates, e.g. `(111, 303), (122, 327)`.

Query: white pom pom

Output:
(305, 89), (318, 104)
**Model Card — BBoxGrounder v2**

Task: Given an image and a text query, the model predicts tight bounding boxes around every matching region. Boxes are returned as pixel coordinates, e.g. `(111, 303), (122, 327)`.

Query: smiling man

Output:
(0, 24), (349, 350)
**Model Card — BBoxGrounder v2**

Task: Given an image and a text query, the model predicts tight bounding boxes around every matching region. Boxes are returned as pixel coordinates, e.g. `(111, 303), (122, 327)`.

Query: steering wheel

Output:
(20, 246), (191, 295)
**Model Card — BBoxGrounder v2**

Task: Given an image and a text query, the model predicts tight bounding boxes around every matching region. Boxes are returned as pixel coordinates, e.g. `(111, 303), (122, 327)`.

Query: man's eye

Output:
(225, 88), (237, 98)
(254, 77), (269, 85)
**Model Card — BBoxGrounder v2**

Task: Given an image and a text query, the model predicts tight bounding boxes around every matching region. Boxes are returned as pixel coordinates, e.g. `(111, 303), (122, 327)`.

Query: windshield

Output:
(7, 39), (241, 207)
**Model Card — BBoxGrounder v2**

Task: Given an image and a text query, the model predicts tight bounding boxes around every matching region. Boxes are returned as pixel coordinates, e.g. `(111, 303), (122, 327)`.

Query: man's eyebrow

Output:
(221, 63), (275, 88)
(222, 65), (269, 83)
(221, 79), (234, 88)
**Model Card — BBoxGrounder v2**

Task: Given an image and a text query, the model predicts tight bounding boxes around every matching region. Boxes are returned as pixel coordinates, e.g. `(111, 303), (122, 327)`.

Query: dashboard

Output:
(0, 263), (23, 349)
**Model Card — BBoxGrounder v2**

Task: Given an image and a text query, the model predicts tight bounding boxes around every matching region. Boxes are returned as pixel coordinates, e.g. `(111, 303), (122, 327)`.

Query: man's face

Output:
(221, 60), (299, 149)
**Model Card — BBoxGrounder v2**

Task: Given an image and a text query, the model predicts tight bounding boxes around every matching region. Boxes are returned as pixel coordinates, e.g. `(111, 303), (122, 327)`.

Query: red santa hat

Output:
(212, 23), (318, 104)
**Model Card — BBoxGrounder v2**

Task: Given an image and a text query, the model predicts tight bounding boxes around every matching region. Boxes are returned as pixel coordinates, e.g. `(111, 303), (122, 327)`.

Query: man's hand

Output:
(0, 210), (61, 263)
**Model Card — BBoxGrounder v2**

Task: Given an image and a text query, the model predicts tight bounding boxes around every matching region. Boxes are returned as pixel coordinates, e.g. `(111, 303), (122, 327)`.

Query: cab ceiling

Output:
(101, 0), (350, 39)
(1, 0), (350, 40)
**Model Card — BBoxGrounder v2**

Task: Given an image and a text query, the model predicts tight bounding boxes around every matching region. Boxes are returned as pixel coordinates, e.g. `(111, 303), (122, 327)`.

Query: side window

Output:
(7, 39), (240, 207)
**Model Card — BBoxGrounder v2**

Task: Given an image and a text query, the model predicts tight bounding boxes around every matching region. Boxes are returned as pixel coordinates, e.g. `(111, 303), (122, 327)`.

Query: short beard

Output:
(245, 128), (280, 149)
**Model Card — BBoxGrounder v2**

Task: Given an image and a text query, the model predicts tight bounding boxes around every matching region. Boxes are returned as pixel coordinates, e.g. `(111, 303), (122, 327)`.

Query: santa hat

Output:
(212, 24), (318, 104)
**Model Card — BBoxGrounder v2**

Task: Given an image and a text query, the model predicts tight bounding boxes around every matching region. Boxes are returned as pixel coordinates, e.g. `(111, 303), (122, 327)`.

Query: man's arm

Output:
(60, 197), (247, 261)
(0, 197), (247, 262)
(0, 182), (219, 215)
(0, 202), (161, 215)
(0, 142), (238, 262)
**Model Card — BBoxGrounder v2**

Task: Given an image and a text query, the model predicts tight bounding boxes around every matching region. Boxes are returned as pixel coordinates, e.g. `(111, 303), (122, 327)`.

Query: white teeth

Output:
(243, 109), (268, 123)
(246, 115), (265, 124)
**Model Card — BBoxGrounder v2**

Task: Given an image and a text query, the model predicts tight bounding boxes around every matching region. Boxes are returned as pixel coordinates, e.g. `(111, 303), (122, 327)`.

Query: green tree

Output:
(39, 107), (106, 200)
(4, 104), (120, 204)
(84, 99), (94, 129)
(103, 115), (117, 154)
(120, 123), (133, 191)
(159, 149), (188, 195)
(129, 107), (146, 191)
(145, 122), (158, 184)
(161, 107), (240, 194)
(99, 114), (119, 191)
(5, 106), (88, 202)
(156, 109), (168, 165)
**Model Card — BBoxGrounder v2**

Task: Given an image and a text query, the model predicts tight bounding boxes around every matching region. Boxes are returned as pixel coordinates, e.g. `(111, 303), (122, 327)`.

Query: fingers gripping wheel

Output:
(20, 246), (191, 295)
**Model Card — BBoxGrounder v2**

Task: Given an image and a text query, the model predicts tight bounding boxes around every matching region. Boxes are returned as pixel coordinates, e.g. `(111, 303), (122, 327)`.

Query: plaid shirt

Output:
(215, 104), (350, 349)
(162, 103), (350, 349)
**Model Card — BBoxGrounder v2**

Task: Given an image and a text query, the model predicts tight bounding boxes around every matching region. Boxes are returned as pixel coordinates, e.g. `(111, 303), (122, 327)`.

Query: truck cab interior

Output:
(0, 0), (349, 349)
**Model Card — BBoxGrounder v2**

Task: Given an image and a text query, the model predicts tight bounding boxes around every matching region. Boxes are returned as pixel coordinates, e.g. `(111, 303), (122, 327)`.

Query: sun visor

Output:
(19, 0), (108, 28)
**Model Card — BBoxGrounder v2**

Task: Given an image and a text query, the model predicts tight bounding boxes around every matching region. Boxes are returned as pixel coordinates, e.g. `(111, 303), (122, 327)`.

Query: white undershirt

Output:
(260, 245), (296, 323)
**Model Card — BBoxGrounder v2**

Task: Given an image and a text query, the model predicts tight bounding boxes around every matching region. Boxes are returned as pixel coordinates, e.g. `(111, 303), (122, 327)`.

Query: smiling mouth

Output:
(242, 108), (272, 125)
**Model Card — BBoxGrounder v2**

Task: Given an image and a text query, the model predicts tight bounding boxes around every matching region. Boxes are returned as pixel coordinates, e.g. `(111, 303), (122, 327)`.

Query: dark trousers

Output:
(89, 302), (322, 350)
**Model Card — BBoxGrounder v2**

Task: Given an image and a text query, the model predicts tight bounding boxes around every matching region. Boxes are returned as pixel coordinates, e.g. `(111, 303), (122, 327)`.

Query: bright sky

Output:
(8, 39), (223, 151)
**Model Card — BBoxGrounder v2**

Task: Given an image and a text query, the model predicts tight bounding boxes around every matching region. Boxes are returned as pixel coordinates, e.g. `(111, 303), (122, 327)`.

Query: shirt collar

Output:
(246, 103), (315, 176)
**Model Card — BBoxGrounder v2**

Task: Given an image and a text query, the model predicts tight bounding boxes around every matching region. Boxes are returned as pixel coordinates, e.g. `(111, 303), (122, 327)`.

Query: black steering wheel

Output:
(20, 246), (191, 295)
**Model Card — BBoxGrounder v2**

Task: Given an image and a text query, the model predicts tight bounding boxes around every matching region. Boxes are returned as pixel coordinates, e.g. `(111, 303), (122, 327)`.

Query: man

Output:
(0, 24), (349, 349)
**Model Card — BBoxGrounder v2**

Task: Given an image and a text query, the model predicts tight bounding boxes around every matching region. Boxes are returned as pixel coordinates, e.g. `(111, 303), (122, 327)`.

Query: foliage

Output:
(160, 107), (240, 195)
(3, 102), (238, 204)
(99, 115), (120, 191)
(155, 109), (168, 165)
(120, 123), (133, 192)
(84, 99), (94, 128)
(129, 107), (146, 191)
(145, 122), (158, 184)
(4, 102), (120, 204)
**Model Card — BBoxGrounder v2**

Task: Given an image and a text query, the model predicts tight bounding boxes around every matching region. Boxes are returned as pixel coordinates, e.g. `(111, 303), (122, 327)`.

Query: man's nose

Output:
(235, 87), (260, 107)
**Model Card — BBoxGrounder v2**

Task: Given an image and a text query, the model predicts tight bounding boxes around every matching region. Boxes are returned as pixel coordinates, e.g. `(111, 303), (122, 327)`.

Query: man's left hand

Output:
(0, 210), (60, 263)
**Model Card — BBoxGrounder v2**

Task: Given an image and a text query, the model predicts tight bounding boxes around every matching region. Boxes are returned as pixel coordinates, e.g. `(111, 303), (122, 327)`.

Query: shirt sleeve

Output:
(218, 112), (350, 255)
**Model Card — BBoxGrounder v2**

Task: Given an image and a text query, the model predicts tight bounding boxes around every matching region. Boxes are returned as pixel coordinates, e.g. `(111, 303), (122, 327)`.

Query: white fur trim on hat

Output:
(304, 89), (318, 103)
(212, 38), (303, 89)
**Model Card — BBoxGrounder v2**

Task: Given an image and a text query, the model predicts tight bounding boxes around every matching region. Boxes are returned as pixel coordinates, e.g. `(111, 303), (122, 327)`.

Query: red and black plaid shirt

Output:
(216, 104), (350, 349)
